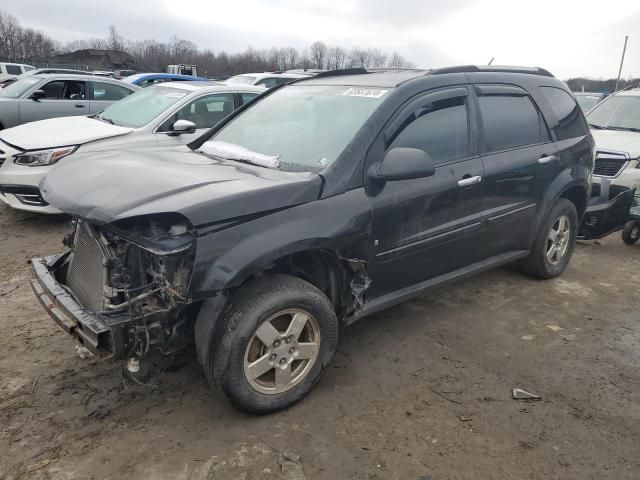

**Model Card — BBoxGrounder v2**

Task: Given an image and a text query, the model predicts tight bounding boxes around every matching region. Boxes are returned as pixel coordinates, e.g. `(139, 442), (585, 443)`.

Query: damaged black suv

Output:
(33, 66), (602, 413)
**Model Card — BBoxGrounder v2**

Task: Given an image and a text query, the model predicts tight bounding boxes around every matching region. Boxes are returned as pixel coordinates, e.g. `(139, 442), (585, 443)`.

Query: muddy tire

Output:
(205, 274), (338, 414)
(520, 198), (578, 279)
(622, 221), (640, 245)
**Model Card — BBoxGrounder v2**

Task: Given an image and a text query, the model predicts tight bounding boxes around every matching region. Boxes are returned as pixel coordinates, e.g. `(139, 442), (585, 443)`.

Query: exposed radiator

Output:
(67, 222), (107, 312)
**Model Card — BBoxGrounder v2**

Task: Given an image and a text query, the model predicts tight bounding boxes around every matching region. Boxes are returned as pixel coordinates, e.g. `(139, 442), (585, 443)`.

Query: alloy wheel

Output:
(546, 215), (571, 265)
(243, 309), (320, 395)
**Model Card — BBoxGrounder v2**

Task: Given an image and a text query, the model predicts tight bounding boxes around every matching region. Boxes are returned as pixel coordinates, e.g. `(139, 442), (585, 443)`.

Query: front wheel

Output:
(519, 198), (578, 279)
(206, 274), (339, 414)
(622, 221), (640, 245)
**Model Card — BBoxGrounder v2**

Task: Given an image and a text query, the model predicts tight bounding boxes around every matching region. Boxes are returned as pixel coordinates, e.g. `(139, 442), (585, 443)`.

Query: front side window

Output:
(6, 65), (22, 75)
(388, 96), (469, 164)
(479, 95), (548, 152)
(92, 82), (132, 101)
(210, 85), (386, 172)
(99, 86), (187, 128)
(587, 95), (640, 131)
(41, 80), (86, 100)
(0, 77), (40, 98)
(160, 93), (235, 130)
(540, 87), (588, 140)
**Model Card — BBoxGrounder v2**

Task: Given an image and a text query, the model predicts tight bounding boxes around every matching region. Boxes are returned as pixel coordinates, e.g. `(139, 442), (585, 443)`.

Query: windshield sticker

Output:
(342, 88), (388, 98)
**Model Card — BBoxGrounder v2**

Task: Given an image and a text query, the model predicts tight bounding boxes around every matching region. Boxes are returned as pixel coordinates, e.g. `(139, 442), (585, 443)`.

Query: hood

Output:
(40, 147), (323, 226)
(591, 129), (640, 158)
(0, 116), (132, 150)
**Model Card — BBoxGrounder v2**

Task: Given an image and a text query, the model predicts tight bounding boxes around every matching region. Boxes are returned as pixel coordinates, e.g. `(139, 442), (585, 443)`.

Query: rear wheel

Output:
(205, 274), (338, 414)
(520, 199), (578, 279)
(622, 221), (640, 245)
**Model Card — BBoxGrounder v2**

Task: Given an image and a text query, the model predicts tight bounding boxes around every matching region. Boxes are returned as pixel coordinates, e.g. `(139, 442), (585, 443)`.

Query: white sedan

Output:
(0, 81), (263, 213)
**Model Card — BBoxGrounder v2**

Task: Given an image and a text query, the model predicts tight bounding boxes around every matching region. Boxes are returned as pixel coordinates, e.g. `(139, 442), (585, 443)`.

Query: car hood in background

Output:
(591, 129), (640, 158)
(40, 147), (323, 226)
(0, 116), (133, 150)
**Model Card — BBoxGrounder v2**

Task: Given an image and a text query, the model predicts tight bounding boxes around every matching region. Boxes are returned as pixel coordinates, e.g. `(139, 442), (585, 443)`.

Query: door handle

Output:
(75, 104), (86, 108)
(538, 154), (557, 164)
(458, 175), (482, 187)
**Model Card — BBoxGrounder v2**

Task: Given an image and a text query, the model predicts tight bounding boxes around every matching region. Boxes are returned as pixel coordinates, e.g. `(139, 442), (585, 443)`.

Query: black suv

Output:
(33, 66), (602, 413)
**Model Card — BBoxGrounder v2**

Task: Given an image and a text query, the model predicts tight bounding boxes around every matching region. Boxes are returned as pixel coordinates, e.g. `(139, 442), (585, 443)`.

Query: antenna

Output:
(488, 57), (495, 65)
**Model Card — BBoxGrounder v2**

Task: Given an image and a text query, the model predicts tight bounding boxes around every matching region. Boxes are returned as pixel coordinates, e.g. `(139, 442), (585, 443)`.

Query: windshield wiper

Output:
(99, 116), (116, 125)
(588, 123), (606, 130)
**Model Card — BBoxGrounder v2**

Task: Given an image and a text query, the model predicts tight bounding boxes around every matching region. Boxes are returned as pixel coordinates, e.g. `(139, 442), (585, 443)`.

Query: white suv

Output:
(586, 87), (640, 189)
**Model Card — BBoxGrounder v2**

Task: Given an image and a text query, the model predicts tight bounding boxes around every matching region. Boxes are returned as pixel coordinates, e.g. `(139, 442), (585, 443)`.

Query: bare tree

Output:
(107, 25), (124, 51)
(309, 41), (328, 70)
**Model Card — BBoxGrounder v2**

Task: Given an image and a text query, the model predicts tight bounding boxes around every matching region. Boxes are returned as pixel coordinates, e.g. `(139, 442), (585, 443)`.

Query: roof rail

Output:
(367, 67), (427, 73)
(618, 83), (640, 92)
(429, 65), (554, 78)
(312, 68), (369, 78)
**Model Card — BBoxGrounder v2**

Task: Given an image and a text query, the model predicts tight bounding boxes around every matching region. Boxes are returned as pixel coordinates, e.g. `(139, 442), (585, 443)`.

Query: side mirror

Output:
(369, 147), (436, 183)
(169, 119), (196, 135)
(30, 90), (46, 101)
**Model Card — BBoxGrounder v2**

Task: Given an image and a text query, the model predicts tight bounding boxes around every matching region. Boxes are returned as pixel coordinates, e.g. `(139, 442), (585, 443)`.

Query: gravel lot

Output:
(1, 202), (639, 480)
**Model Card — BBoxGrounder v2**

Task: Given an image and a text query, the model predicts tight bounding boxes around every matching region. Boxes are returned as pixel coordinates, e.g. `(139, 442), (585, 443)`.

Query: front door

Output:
(367, 87), (486, 299)
(155, 93), (236, 147)
(19, 80), (88, 124)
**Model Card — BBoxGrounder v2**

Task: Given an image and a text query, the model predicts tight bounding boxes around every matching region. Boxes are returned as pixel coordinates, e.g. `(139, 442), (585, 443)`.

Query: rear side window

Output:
(92, 82), (132, 101)
(6, 65), (22, 75)
(479, 95), (549, 152)
(388, 96), (469, 164)
(540, 87), (589, 140)
(240, 93), (258, 104)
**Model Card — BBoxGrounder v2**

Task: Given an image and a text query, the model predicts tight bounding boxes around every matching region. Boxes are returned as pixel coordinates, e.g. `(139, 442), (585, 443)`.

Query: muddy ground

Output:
(1, 202), (639, 480)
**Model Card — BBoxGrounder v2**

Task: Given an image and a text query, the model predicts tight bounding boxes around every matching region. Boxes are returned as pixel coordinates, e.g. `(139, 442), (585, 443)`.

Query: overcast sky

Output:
(3, 0), (640, 79)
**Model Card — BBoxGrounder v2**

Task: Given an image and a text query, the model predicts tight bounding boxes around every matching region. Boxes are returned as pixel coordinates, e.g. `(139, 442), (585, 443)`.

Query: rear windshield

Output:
(210, 85), (387, 172)
(0, 77), (40, 98)
(99, 86), (187, 128)
(587, 95), (640, 131)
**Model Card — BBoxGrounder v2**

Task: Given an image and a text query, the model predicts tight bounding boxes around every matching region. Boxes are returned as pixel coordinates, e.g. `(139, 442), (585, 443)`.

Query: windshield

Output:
(574, 93), (603, 113)
(226, 75), (256, 85)
(210, 85), (387, 171)
(99, 86), (188, 128)
(0, 77), (40, 98)
(587, 95), (640, 131)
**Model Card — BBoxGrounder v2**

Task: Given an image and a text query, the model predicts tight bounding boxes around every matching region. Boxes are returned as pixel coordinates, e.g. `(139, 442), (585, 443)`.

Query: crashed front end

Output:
(30, 214), (196, 360)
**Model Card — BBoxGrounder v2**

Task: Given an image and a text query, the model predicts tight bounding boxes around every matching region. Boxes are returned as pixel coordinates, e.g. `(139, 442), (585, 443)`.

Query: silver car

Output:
(0, 81), (264, 213)
(0, 73), (140, 129)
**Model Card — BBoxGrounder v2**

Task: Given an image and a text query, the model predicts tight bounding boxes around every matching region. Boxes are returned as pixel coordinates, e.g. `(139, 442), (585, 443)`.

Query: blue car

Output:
(122, 73), (208, 88)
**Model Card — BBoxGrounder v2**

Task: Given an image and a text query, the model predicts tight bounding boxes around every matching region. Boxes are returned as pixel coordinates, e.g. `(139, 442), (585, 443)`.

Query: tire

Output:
(520, 198), (578, 279)
(622, 221), (640, 245)
(205, 274), (339, 414)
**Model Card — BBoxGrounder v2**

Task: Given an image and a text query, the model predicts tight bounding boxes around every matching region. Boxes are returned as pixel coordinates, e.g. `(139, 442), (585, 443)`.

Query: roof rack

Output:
(618, 84), (640, 92)
(312, 67), (369, 78)
(367, 67), (427, 73)
(429, 65), (554, 78)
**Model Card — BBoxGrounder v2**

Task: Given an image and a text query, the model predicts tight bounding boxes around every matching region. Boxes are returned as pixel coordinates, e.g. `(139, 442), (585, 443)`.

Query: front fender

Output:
(188, 188), (373, 299)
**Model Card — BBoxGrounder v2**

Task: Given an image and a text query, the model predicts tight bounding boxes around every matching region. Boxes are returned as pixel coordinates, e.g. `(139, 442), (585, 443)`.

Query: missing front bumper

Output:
(30, 255), (132, 360)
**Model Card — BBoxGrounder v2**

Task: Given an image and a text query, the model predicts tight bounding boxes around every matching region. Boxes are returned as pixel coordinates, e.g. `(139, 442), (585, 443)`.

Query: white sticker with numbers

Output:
(342, 87), (388, 98)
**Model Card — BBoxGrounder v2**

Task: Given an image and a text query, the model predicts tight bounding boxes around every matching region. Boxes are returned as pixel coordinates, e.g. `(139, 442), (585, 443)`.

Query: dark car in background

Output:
(32, 65), (612, 413)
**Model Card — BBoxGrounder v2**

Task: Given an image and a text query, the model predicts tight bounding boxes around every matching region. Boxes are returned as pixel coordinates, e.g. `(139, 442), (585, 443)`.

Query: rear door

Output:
(89, 81), (135, 114)
(367, 86), (487, 298)
(19, 79), (88, 123)
(475, 84), (555, 255)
